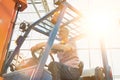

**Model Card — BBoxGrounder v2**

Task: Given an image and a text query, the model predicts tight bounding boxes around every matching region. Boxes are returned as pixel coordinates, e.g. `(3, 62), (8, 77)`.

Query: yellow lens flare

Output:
(85, 11), (115, 39)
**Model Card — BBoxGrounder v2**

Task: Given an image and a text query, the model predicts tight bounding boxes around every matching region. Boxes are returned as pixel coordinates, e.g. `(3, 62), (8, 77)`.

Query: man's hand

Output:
(51, 48), (63, 53)
(31, 42), (46, 53)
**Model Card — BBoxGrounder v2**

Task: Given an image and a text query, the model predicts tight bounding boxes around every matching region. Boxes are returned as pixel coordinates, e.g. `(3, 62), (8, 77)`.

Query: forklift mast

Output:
(0, 0), (27, 76)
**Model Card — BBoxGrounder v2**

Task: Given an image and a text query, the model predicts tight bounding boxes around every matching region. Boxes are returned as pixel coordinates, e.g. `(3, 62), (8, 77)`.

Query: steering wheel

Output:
(31, 47), (55, 62)
(31, 47), (44, 61)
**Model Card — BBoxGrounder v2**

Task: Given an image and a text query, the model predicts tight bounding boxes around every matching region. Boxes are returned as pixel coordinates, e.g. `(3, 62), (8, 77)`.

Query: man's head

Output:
(58, 26), (69, 43)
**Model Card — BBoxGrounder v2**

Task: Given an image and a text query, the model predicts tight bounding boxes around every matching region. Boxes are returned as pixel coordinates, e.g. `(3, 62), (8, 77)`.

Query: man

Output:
(31, 26), (83, 80)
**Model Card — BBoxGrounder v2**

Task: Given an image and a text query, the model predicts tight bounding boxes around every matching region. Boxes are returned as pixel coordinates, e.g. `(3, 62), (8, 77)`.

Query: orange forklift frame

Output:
(0, 0), (27, 79)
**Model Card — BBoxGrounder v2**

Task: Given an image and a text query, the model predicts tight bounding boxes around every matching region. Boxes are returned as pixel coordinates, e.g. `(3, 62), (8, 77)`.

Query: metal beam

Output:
(41, 0), (50, 12)
(30, 0), (41, 18)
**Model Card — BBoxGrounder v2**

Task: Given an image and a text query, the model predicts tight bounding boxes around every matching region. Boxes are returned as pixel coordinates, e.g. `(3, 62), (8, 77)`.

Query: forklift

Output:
(0, 0), (113, 80)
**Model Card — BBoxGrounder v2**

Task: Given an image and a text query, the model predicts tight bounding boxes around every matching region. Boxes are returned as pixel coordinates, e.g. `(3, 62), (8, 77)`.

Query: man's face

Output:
(58, 27), (68, 40)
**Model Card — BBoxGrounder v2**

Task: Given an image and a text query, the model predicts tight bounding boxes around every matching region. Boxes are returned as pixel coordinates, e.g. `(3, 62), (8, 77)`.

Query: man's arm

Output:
(31, 42), (72, 54)
(51, 43), (72, 53)
(31, 42), (46, 53)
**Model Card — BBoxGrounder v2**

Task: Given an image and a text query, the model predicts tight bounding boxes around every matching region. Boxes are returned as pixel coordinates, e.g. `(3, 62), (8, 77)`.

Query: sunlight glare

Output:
(85, 11), (114, 39)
